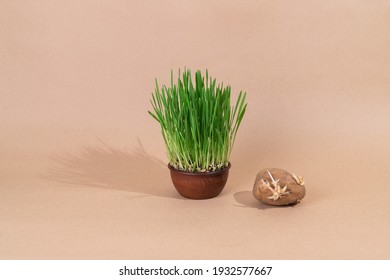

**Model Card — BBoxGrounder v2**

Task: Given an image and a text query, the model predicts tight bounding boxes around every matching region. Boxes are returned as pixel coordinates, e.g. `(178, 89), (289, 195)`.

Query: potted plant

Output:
(148, 69), (247, 199)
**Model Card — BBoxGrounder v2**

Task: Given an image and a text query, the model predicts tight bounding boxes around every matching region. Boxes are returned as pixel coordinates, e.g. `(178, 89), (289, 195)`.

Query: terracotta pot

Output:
(168, 163), (231, 199)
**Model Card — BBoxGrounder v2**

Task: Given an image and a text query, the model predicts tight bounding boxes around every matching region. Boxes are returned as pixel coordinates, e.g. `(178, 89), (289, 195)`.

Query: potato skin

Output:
(252, 168), (306, 206)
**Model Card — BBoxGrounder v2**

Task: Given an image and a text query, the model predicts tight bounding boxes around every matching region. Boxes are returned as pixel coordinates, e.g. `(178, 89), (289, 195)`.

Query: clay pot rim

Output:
(168, 162), (231, 176)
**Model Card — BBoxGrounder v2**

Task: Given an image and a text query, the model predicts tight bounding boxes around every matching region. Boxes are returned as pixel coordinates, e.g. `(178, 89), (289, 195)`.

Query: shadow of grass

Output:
(43, 139), (180, 199)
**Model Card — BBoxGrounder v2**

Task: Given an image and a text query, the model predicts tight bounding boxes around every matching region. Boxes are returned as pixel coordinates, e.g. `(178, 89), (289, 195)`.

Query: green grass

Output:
(148, 69), (247, 172)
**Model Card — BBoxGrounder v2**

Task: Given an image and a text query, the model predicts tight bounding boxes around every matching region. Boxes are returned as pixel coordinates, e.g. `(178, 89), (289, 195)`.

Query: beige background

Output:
(1, 0), (390, 259)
